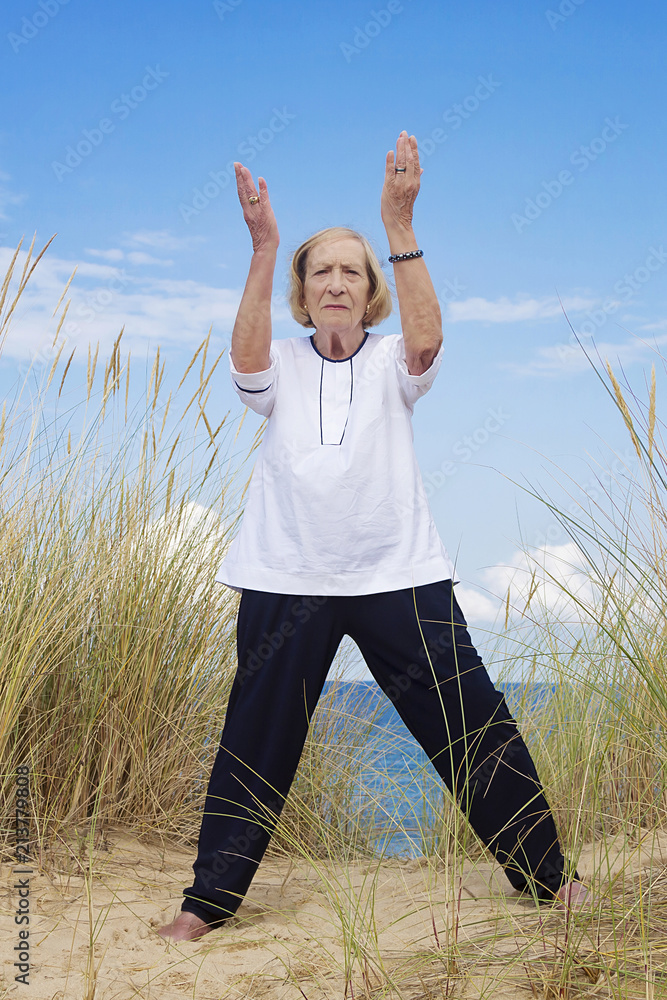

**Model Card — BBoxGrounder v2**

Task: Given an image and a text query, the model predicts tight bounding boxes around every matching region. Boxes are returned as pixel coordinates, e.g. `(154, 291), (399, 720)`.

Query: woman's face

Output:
(301, 237), (371, 334)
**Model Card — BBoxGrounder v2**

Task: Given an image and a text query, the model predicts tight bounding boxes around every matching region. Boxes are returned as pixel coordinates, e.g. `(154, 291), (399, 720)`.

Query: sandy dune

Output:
(2, 825), (667, 998)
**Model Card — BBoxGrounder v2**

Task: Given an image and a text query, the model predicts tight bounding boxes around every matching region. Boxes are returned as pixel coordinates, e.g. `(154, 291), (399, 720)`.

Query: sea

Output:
(315, 678), (553, 858)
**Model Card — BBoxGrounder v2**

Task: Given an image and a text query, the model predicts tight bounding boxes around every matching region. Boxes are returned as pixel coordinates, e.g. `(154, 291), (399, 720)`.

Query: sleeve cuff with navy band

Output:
(229, 357), (276, 392)
(229, 349), (279, 417)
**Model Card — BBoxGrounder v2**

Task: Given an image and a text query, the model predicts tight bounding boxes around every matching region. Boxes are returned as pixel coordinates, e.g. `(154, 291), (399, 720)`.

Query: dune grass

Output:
(1, 242), (667, 997)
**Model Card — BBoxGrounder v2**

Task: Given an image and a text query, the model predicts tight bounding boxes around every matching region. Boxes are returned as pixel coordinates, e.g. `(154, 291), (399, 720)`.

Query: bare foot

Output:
(157, 911), (212, 942)
(553, 880), (591, 910)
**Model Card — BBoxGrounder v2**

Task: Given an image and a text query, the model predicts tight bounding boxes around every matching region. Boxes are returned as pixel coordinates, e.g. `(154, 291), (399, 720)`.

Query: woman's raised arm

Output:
(381, 131), (443, 376)
(230, 163), (279, 374)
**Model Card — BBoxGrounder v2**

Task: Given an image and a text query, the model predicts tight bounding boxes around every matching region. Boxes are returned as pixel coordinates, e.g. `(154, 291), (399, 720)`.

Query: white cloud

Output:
(148, 500), (226, 555)
(636, 318), (667, 332)
(458, 542), (599, 626)
(126, 251), (174, 266)
(453, 585), (503, 625)
(136, 501), (234, 604)
(85, 248), (174, 266)
(85, 248), (125, 262)
(122, 229), (205, 252)
(446, 294), (596, 324)
(505, 331), (667, 377)
(0, 246), (253, 364)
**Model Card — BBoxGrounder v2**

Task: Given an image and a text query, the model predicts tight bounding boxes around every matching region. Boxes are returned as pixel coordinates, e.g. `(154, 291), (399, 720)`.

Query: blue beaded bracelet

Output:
(388, 249), (424, 263)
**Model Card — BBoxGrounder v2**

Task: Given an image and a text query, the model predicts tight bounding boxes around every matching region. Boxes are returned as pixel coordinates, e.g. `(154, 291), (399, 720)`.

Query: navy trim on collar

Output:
(309, 329), (369, 362)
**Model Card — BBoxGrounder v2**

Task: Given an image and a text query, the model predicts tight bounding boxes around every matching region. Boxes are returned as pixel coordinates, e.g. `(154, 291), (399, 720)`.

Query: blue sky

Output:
(0, 0), (664, 654)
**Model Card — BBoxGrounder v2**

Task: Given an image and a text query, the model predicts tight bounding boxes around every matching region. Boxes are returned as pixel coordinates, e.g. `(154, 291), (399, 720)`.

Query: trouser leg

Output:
(345, 579), (577, 900)
(181, 589), (344, 925)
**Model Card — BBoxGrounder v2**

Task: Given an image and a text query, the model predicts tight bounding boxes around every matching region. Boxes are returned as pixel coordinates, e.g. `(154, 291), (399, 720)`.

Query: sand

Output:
(2, 825), (667, 999)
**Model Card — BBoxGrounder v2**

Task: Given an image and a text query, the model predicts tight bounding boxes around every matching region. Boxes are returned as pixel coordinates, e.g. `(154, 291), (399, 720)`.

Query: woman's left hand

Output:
(381, 130), (423, 234)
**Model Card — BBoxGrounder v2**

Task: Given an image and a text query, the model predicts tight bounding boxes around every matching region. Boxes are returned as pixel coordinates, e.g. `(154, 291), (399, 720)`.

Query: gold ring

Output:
(248, 195), (260, 205)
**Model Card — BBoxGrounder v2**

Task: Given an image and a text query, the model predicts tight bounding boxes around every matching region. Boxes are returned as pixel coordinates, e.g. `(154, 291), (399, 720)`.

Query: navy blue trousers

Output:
(181, 580), (575, 925)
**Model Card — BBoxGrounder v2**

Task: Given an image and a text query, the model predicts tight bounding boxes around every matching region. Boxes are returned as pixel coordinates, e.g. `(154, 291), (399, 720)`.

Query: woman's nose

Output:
(328, 268), (344, 293)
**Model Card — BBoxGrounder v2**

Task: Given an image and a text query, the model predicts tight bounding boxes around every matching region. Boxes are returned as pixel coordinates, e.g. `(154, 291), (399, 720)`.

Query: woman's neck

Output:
(312, 325), (366, 360)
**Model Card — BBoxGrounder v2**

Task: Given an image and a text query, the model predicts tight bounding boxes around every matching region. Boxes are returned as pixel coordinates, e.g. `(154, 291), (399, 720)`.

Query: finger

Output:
(408, 134), (420, 179)
(246, 168), (259, 199)
(385, 149), (395, 185)
(240, 163), (258, 191)
(398, 129), (410, 170)
(234, 161), (246, 198)
(235, 162), (256, 204)
(395, 130), (405, 167)
(404, 133), (414, 169)
(257, 175), (271, 207)
(392, 137), (402, 173)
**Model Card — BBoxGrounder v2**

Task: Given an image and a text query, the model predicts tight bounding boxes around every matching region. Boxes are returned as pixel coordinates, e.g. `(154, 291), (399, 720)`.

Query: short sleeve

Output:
(394, 337), (444, 409)
(229, 345), (279, 417)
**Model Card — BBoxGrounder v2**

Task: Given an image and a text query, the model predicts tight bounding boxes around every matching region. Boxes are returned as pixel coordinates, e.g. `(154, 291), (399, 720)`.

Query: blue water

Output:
(318, 679), (555, 858)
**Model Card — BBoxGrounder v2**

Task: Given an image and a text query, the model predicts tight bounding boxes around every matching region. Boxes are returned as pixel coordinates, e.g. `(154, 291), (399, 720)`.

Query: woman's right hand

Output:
(234, 162), (279, 253)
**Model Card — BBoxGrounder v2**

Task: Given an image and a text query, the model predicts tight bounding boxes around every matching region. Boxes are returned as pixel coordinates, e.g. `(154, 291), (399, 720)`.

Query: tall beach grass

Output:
(1, 242), (667, 996)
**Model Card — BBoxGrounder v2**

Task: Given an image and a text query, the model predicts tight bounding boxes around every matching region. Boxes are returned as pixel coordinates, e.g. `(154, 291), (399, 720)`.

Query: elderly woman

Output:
(159, 131), (587, 942)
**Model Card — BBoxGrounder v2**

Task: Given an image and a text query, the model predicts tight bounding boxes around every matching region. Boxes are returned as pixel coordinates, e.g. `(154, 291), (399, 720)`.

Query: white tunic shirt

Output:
(215, 330), (457, 595)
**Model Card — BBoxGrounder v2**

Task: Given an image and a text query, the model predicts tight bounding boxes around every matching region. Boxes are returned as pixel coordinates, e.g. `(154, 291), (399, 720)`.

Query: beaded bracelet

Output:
(388, 249), (424, 263)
